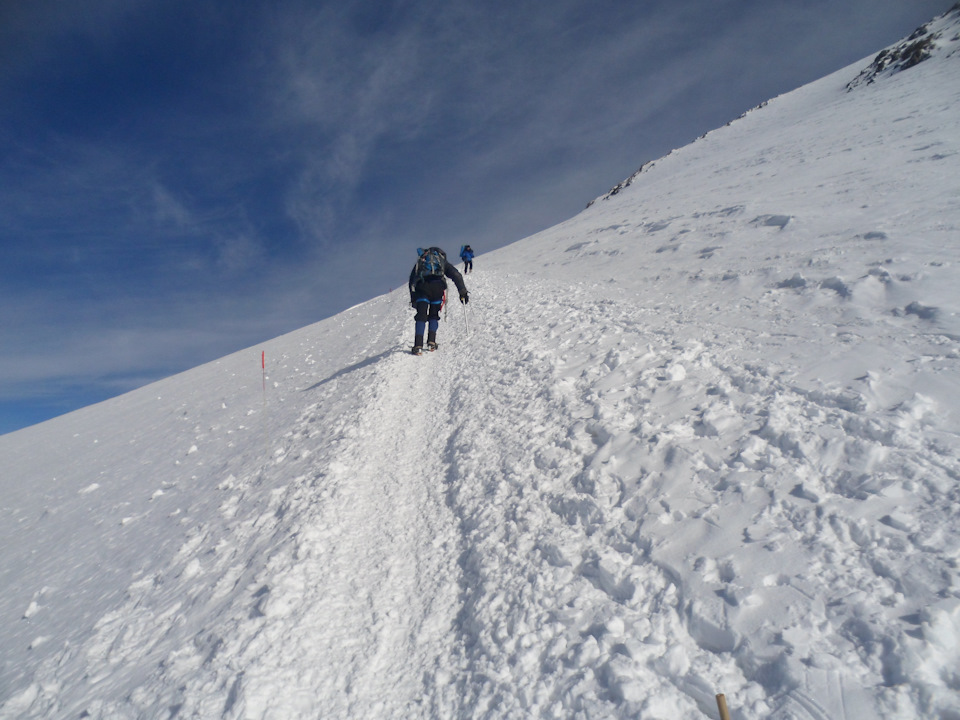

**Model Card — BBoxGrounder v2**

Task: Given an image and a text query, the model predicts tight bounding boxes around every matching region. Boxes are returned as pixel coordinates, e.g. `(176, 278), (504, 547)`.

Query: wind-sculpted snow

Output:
(3, 7), (960, 720)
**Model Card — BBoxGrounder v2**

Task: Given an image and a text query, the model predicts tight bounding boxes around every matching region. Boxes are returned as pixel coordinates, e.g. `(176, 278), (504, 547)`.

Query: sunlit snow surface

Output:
(2, 9), (960, 719)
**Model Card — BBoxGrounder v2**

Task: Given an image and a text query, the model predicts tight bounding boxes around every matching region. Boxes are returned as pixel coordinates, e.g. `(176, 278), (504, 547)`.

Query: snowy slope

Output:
(2, 7), (960, 719)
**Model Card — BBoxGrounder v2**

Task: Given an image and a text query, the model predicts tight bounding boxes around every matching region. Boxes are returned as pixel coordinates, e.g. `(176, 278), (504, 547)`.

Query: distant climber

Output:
(408, 247), (469, 355)
(460, 244), (475, 274)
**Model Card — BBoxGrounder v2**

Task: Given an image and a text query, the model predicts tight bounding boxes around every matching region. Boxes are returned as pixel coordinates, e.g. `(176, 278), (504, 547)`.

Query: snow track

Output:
(169, 317), (468, 719)
(216, 351), (464, 718)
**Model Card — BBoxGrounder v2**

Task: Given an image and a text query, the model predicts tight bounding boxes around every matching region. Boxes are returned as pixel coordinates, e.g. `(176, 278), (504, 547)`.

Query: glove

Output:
(460, 291), (469, 305)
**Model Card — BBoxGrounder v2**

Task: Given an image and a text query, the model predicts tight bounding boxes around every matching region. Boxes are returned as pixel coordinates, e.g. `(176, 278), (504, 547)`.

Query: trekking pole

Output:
(461, 300), (469, 337)
(716, 694), (731, 720)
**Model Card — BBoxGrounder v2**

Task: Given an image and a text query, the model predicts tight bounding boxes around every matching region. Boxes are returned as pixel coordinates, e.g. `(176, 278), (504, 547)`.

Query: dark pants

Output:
(412, 279), (445, 345)
(463, 260), (473, 273)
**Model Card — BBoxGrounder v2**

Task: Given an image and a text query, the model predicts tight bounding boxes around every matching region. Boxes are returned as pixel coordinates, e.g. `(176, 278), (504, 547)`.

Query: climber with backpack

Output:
(408, 247), (469, 355)
(460, 244), (475, 273)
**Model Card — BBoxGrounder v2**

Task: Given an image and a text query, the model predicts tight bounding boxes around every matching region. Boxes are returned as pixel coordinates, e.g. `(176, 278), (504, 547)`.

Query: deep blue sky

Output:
(0, 0), (950, 434)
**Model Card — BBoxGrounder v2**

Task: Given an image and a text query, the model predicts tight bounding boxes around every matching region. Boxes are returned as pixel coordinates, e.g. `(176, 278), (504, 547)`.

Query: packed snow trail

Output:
(74, 303), (471, 720)
(181, 350), (466, 719)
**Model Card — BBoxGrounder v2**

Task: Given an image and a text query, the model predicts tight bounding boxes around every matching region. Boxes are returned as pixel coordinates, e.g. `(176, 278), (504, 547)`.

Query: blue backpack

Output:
(415, 247), (446, 282)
